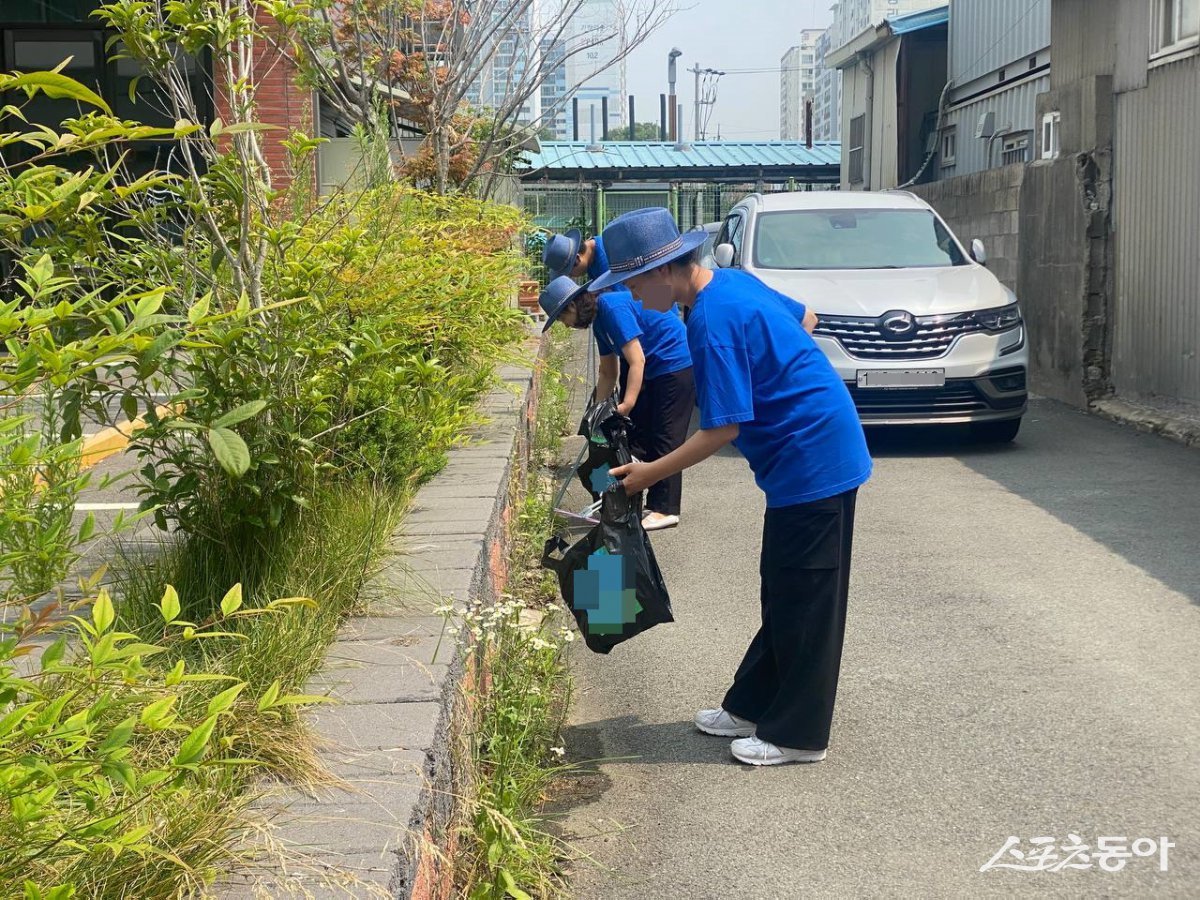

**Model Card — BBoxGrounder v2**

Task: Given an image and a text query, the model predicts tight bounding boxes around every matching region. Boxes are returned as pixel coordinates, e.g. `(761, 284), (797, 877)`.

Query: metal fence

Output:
(522, 181), (836, 238)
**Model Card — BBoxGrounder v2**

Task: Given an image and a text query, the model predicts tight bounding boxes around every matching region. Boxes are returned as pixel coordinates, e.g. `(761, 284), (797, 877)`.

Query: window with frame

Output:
(940, 126), (957, 167)
(1001, 132), (1031, 166)
(1041, 112), (1061, 160)
(1153, 0), (1200, 56)
(848, 114), (866, 184)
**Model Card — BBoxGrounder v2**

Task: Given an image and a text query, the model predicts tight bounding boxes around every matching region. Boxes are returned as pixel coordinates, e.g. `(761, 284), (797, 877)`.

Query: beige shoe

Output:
(642, 512), (680, 531)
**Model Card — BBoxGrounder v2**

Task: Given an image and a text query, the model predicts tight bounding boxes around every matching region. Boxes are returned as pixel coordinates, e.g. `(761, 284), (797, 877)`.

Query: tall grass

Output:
(60, 480), (414, 894)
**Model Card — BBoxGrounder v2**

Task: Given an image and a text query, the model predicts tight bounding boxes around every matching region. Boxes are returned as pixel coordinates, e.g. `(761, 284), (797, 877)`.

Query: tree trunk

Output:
(435, 124), (451, 195)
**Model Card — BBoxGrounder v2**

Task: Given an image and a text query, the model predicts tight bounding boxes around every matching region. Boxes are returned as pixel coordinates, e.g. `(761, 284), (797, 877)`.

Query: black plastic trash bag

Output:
(576, 395), (634, 501)
(577, 392), (618, 440)
(542, 488), (673, 654)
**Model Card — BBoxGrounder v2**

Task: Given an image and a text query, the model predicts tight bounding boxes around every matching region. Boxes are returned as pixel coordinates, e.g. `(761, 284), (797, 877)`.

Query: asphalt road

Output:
(553, 398), (1200, 899)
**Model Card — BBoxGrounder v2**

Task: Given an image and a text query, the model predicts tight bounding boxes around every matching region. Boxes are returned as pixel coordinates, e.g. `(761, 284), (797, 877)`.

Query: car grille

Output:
(814, 313), (982, 361)
(846, 382), (990, 417)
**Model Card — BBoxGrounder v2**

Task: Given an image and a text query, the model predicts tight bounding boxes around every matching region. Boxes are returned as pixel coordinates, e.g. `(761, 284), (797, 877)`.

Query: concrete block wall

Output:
(909, 164), (1026, 293)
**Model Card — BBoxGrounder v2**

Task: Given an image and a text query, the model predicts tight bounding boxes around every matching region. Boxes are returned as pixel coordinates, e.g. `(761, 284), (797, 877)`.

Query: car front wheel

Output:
(970, 418), (1021, 443)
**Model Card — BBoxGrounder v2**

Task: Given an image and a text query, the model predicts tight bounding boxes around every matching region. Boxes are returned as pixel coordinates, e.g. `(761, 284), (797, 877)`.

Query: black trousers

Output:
(619, 365), (695, 516)
(722, 489), (858, 750)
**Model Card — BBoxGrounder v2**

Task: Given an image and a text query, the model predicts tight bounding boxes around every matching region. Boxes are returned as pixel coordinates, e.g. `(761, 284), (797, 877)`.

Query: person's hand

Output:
(616, 399), (634, 416)
(609, 460), (655, 495)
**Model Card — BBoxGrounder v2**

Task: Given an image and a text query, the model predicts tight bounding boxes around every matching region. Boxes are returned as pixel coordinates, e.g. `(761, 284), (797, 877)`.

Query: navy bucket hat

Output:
(538, 275), (588, 333)
(541, 228), (583, 279)
(588, 208), (708, 293)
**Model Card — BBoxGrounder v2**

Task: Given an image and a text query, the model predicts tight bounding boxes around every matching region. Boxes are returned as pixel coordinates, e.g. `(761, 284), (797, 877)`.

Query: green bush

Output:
(0, 49), (532, 897)
(0, 583), (317, 896)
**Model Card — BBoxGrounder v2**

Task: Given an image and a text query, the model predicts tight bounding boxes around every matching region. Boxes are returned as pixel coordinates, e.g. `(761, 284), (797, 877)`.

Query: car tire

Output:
(971, 418), (1021, 443)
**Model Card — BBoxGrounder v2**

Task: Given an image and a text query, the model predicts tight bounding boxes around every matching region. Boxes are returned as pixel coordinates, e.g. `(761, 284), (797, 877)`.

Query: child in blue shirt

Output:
(593, 208), (872, 767)
(538, 274), (694, 530)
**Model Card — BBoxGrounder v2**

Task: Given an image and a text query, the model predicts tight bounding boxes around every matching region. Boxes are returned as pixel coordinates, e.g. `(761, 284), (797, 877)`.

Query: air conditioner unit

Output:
(976, 111), (996, 139)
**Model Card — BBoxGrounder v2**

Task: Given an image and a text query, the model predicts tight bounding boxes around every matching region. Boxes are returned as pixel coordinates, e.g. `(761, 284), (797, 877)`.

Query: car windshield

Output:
(752, 209), (969, 270)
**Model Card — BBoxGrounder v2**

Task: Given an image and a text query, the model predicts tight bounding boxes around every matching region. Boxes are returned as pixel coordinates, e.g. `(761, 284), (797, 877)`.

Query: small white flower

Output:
(550, 746), (565, 758)
(562, 629), (576, 642)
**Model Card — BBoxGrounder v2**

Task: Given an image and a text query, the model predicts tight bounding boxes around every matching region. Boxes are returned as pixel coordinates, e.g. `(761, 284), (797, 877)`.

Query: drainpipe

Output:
(986, 124), (1013, 169)
(898, 78), (953, 189)
(860, 50), (874, 190)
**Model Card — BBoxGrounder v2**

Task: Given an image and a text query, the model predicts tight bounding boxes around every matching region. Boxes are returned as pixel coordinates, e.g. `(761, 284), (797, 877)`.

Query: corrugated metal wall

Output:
(1048, 0), (1118, 87)
(943, 76), (1049, 175)
(949, 0), (1050, 84)
(1111, 55), (1200, 405)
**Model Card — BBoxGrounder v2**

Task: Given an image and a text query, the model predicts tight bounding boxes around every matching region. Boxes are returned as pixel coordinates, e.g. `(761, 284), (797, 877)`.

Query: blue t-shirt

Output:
(590, 236), (691, 380)
(686, 268), (872, 508)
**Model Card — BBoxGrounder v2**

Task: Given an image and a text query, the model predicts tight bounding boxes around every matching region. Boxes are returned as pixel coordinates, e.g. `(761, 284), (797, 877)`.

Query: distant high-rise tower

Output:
(562, 0), (625, 141)
(780, 29), (823, 141)
(465, 0), (546, 129)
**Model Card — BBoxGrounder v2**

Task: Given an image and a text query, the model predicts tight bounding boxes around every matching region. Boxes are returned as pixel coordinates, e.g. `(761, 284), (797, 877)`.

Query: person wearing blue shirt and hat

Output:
(538, 274), (694, 530)
(594, 207), (873, 767)
(542, 231), (695, 532)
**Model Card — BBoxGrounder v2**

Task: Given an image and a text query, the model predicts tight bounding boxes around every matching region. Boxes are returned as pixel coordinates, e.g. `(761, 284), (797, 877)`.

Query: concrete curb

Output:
(1092, 397), (1200, 450)
(79, 403), (178, 471)
(218, 340), (544, 899)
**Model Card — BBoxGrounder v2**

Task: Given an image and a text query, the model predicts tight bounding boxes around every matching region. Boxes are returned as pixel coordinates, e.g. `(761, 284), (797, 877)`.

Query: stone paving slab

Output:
(335, 616), (447, 642)
(218, 345), (540, 897)
(322, 632), (449, 668)
(308, 657), (451, 706)
(307, 703), (443, 755)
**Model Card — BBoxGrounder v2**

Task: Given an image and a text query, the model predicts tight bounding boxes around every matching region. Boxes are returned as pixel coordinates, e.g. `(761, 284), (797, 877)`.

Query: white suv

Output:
(712, 191), (1028, 441)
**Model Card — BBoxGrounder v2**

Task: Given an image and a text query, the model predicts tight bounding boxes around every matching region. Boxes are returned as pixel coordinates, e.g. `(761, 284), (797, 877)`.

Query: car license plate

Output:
(856, 369), (946, 389)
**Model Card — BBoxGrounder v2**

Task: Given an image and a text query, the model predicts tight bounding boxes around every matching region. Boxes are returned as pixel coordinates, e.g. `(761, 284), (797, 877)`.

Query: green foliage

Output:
(0, 582), (310, 894)
(0, 35), (529, 896)
(458, 596), (574, 900)
(607, 122), (662, 141)
(0, 81), (190, 604)
(121, 183), (526, 550)
(454, 336), (576, 899)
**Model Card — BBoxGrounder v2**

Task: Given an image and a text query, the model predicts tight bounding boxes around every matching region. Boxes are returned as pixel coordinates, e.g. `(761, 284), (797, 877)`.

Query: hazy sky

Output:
(622, 0), (834, 141)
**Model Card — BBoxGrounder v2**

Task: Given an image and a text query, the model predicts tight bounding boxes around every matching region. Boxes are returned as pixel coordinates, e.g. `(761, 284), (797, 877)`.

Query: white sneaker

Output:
(694, 707), (755, 737)
(730, 735), (826, 766)
(643, 512), (680, 531)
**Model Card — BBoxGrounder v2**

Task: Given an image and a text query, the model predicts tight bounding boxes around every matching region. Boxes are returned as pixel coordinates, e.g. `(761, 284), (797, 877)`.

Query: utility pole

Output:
(689, 66), (725, 141)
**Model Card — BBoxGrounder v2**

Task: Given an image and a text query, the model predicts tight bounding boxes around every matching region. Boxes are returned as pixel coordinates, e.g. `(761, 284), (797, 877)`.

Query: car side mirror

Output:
(713, 243), (735, 268)
(971, 238), (988, 266)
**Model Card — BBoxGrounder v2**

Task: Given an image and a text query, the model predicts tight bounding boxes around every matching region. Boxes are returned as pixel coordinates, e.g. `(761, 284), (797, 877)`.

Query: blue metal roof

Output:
(521, 141), (842, 175)
(887, 4), (949, 35)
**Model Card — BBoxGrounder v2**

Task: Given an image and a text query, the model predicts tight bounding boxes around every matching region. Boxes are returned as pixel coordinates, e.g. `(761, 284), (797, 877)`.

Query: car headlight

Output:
(974, 303), (1022, 332)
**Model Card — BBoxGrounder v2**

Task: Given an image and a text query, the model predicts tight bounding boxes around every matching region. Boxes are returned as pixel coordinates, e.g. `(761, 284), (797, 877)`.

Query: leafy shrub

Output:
(0, 584), (316, 896)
